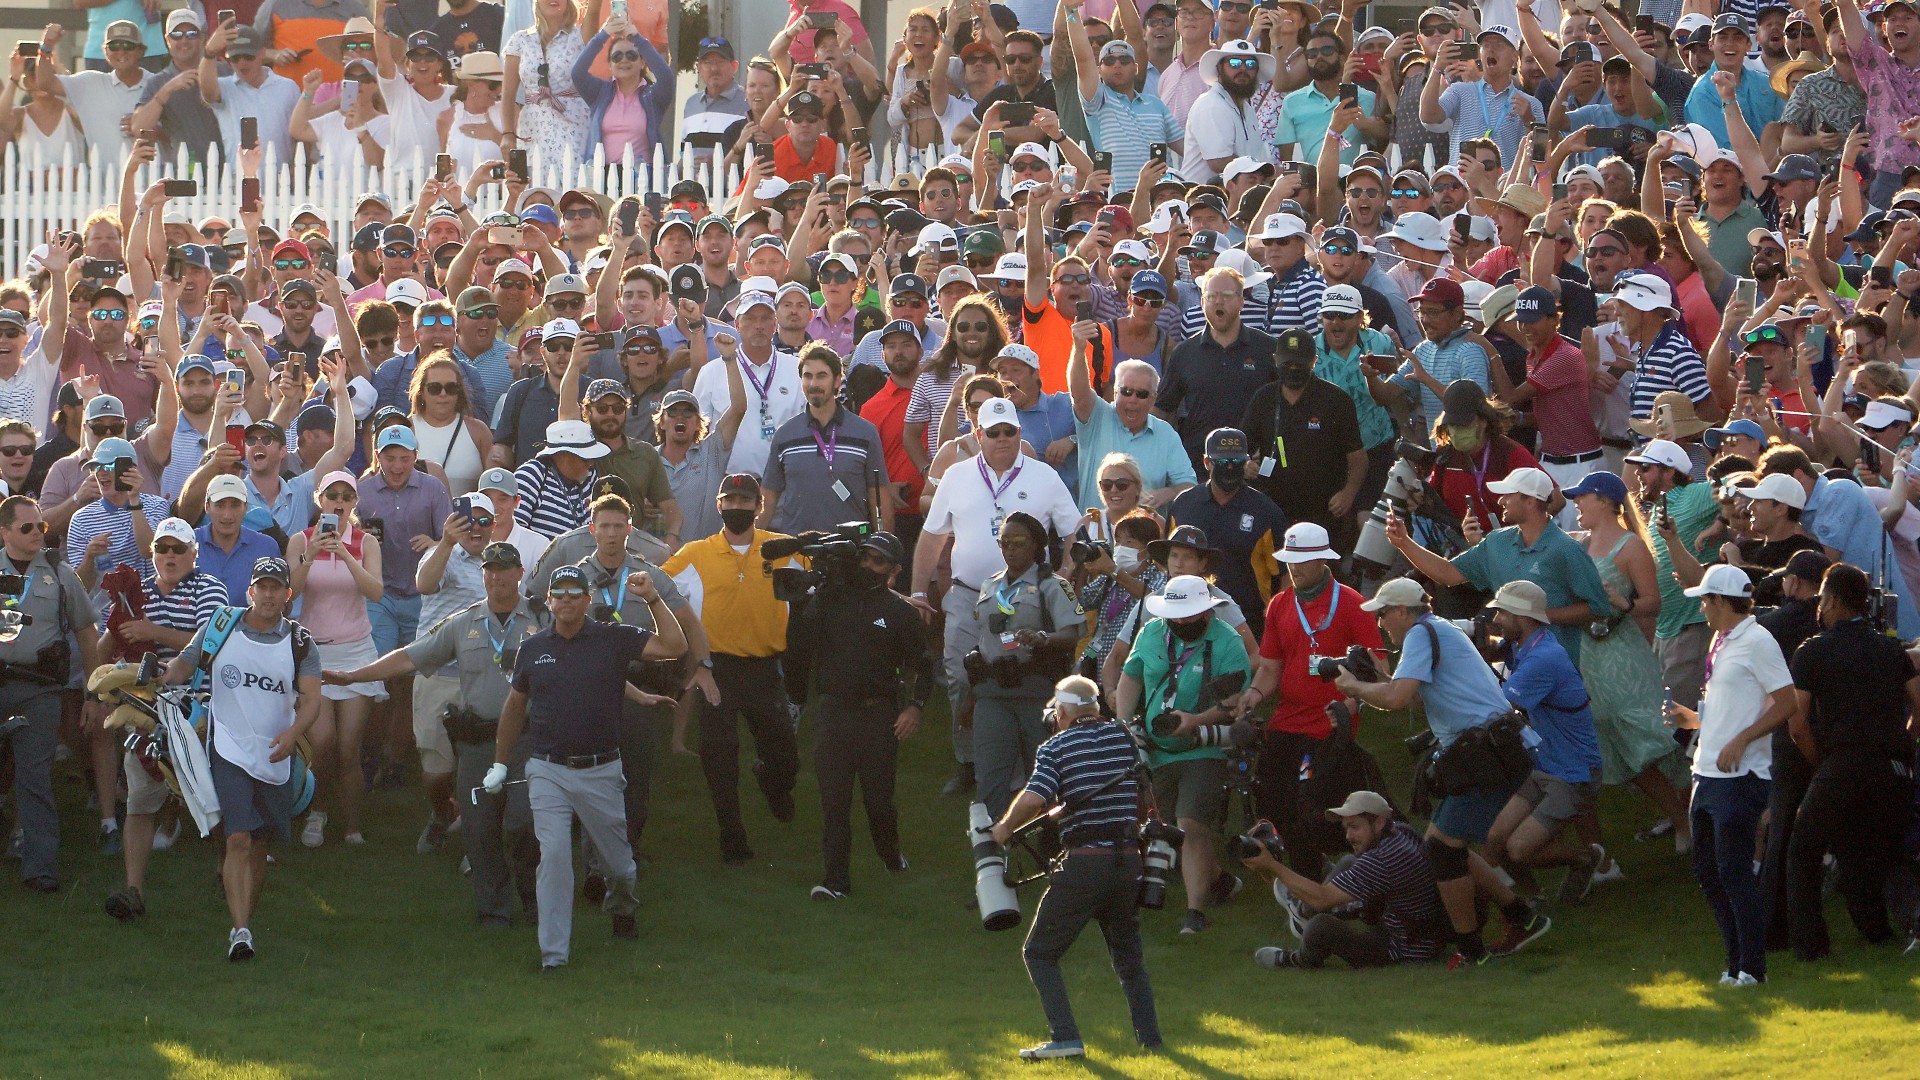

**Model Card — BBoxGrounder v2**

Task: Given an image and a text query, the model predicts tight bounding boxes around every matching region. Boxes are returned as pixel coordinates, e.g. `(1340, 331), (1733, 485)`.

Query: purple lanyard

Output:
(811, 421), (838, 466)
(978, 455), (1022, 505)
(741, 358), (775, 413)
(1703, 624), (1733, 684)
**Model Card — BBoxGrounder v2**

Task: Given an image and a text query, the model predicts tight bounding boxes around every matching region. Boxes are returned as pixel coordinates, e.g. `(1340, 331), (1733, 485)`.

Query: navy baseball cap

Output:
(1562, 470), (1628, 504)
(889, 273), (930, 298)
(858, 532), (905, 563)
(1129, 270), (1169, 298)
(1205, 428), (1250, 460)
(697, 36), (735, 61)
(549, 565), (590, 590)
(879, 319), (920, 341)
(251, 557), (292, 585)
(352, 223), (384, 251)
(1513, 285), (1559, 323)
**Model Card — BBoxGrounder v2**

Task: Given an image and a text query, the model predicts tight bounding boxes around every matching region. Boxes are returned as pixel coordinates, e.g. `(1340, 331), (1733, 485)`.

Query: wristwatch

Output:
(127, 500), (144, 511)
(699, 658), (714, 669)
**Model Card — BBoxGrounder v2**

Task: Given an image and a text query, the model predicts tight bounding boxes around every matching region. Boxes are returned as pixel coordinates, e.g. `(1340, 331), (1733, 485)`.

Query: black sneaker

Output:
(722, 842), (755, 866)
(767, 790), (796, 823)
(21, 876), (58, 894)
(105, 886), (145, 922)
(582, 872), (608, 905)
(941, 763), (976, 798)
(884, 855), (910, 874)
(611, 913), (638, 939)
(1207, 872), (1244, 907)
(1179, 909), (1209, 935)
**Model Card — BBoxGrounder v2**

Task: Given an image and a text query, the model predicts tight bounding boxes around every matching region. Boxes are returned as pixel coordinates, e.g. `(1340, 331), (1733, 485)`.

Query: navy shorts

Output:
(1430, 782), (1518, 845)
(210, 744), (296, 842)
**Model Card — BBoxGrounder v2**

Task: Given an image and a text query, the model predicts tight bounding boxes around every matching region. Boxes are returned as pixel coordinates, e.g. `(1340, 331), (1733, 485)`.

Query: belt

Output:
(952, 581), (979, 593)
(1064, 846), (1123, 856)
(531, 750), (621, 768)
(1540, 448), (1604, 465)
(1599, 436), (1635, 450)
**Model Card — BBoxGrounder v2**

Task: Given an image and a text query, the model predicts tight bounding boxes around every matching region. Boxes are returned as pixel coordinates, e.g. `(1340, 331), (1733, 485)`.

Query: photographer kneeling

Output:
(1245, 791), (1450, 969)
(1335, 579), (1552, 967)
(1111, 575), (1252, 935)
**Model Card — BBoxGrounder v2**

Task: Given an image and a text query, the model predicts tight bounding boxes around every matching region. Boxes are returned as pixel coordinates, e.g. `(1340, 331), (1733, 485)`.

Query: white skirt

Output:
(316, 637), (390, 702)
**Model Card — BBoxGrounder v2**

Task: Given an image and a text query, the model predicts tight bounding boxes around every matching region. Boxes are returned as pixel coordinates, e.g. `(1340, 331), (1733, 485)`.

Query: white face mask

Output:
(1114, 546), (1143, 572)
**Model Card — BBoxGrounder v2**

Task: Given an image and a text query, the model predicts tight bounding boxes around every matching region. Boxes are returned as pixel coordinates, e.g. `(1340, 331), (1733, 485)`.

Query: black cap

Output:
(1439, 380), (1492, 427)
(669, 178), (708, 201)
(1772, 549), (1832, 583)
(352, 223), (384, 251)
(1276, 327), (1316, 364)
(1205, 428), (1250, 460)
(549, 565), (590, 590)
(251, 557), (292, 585)
(1147, 524), (1217, 564)
(884, 207), (932, 235)
(245, 418), (286, 442)
(786, 91), (825, 115)
(719, 473), (761, 498)
(380, 223), (417, 248)
(859, 532), (905, 563)
(480, 542), (523, 568)
(591, 475), (633, 503)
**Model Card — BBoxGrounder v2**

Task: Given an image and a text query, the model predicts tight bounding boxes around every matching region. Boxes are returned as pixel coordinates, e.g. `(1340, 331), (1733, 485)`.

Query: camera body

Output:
(1069, 537), (1111, 565)
(762, 521), (876, 602)
(1231, 818), (1286, 862)
(1309, 644), (1381, 684)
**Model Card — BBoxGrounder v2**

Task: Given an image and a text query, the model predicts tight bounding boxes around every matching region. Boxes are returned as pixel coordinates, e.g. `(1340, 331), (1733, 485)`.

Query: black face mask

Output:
(720, 507), (757, 534)
(1280, 360), (1311, 388)
(850, 563), (888, 590)
(1170, 615), (1210, 642)
(1209, 459), (1246, 491)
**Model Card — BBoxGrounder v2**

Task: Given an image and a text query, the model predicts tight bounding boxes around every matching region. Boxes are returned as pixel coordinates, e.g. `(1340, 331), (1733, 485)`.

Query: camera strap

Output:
(1156, 629), (1211, 715)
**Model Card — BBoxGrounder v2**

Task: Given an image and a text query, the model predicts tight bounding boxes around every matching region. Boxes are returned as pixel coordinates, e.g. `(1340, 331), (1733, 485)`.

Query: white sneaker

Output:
(227, 927), (254, 962)
(1731, 972), (1764, 987)
(151, 819), (180, 851)
(300, 811), (327, 848)
(1718, 971), (1739, 986)
(1591, 856), (1626, 886)
(344, 832), (367, 846)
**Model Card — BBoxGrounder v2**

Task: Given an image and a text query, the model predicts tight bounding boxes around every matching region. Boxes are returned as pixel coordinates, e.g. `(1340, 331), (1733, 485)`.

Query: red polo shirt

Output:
(1258, 581), (1383, 737)
(860, 377), (923, 513)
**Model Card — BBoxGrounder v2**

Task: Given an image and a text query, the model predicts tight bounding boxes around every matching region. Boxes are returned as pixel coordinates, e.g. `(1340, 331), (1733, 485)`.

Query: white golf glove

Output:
(482, 762), (508, 794)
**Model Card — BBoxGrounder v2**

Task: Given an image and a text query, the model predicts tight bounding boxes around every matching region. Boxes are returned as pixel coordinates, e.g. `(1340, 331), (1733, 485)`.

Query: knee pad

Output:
(1423, 834), (1471, 881)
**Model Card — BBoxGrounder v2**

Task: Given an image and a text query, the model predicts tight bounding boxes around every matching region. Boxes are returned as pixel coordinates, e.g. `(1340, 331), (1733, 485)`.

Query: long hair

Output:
(408, 350), (471, 418)
(926, 295), (1008, 380)
(536, 0), (579, 44)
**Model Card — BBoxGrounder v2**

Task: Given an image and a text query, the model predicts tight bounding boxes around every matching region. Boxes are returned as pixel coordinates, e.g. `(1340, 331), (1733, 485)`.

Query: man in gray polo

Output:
(759, 344), (892, 535)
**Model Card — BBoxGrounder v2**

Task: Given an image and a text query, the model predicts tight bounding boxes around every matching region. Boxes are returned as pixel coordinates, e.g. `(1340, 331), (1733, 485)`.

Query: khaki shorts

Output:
(123, 748), (170, 816)
(1513, 770), (1599, 832)
(1151, 756), (1227, 826)
(411, 672), (461, 776)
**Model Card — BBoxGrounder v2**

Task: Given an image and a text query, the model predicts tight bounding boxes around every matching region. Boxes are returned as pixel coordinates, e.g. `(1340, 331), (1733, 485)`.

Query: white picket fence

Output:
(0, 137), (954, 281)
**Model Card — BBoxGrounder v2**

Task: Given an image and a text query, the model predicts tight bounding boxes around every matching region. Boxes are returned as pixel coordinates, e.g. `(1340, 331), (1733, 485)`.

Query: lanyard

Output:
(811, 420), (838, 466)
(1475, 80), (1507, 139)
(978, 455), (1022, 501)
(994, 576), (1023, 616)
(599, 574), (627, 623)
(1511, 626), (1551, 666)
(1703, 622), (1738, 684)
(1160, 634), (1207, 711)
(741, 357), (775, 417)
(1294, 585), (1339, 649)
(485, 612), (517, 663)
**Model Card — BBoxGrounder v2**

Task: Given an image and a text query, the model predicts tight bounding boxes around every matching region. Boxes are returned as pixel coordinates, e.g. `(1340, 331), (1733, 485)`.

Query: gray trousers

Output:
(972, 689), (1051, 820)
(942, 584), (980, 765)
(1299, 912), (1397, 969)
(453, 738), (537, 923)
(1022, 850), (1160, 1047)
(526, 757), (638, 966)
(2, 683), (62, 884)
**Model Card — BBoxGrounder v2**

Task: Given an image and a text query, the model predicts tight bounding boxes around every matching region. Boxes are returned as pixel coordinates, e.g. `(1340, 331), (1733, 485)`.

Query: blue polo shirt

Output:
(1274, 82), (1377, 165)
(193, 523), (281, 605)
(1684, 64), (1781, 148)
(1450, 521), (1614, 663)
(1501, 628), (1602, 783)
(246, 470), (319, 537)
(1393, 614), (1511, 748)
(1074, 396), (1197, 512)
(1081, 82), (1184, 198)
(1019, 392), (1080, 502)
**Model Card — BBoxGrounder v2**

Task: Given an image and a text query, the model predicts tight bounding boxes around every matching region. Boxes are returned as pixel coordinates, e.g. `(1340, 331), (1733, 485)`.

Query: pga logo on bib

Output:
(220, 664), (289, 694)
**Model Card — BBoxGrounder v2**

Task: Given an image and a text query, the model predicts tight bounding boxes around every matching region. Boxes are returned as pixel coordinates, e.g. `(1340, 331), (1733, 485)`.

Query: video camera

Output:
(761, 521), (876, 602)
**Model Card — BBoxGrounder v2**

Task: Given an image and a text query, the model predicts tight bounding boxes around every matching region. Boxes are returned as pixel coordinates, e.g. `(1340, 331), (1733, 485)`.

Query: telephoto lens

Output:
(968, 802), (1021, 931)
(1137, 819), (1186, 909)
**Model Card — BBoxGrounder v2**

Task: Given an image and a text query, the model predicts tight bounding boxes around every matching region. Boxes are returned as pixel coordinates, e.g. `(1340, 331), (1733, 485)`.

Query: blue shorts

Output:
(209, 745), (295, 842)
(367, 593), (423, 655)
(1430, 782), (1518, 845)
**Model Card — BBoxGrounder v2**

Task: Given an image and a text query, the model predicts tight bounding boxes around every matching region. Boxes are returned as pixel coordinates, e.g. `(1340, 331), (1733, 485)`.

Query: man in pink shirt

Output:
(347, 224), (446, 307)
(1158, 0), (1216, 128)
(1503, 287), (1601, 530)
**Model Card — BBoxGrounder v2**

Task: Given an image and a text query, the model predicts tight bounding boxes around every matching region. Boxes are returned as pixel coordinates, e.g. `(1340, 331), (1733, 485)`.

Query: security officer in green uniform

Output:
(0, 495), (103, 892)
(323, 542), (541, 925)
(571, 491), (715, 869)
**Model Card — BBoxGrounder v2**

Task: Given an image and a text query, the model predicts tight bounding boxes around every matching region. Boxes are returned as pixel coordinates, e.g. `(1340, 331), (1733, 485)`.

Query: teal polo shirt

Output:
(1450, 520), (1613, 663)
(1274, 82), (1376, 166)
(1074, 396), (1198, 512)
(1122, 614), (1250, 767)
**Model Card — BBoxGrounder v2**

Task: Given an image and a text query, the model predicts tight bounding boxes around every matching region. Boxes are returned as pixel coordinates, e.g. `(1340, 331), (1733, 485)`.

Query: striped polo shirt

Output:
(140, 570), (230, 659)
(761, 406), (889, 535)
(512, 458), (598, 539)
(1267, 260), (1327, 336)
(1081, 83), (1184, 195)
(67, 498), (170, 581)
(1630, 323), (1714, 421)
(1024, 718), (1143, 847)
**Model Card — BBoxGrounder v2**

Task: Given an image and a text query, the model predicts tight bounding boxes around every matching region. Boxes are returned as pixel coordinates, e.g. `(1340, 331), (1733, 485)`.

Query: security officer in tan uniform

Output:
(324, 542), (541, 925)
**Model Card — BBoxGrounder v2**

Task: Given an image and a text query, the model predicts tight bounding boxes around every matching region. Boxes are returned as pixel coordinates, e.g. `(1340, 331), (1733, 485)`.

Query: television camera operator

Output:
(781, 530), (932, 901)
(1242, 791), (1451, 970)
(1111, 575), (1252, 935)
(990, 675), (1162, 1063)
(1334, 578), (1553, 967)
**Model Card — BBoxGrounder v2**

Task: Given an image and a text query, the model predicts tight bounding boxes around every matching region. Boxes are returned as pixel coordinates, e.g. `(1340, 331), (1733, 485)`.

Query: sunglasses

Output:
(609, 49), (641, 61)
(1432, 180), (1465, 192)
(1322, 309), (1359, 321)
(418, 314), (456, 327)
(1100, 55), (1134, 65)
(423, 381), (461, 396)
(1098, 478), (1137, 491)
(538, 61), (551, 88)
(952, 320), (994, 332)
(1391, 187), (1426, 198)
(281, 299), (316, 311)
(362, 335), (395, 350)
(13, 521), (42, 533)
(1117, 387), (1154, 400)
(1181, 248), (1217, 259)
(1147, 15), (1174, 26)
(1744, 326), (1785, 344)
(106, 41), (143, 52)
(543, 340), (576, 351)
(819, 269), (855, 284)
(274, 258), (308, 270)
(1322, 244), (1357, 256)
(850, 215), (883, 229)
(1584, 244), (1625, 258)
(981, 425), (1019, 438)
(591, 401), (629, 414)
(90, 309), (127, 321)
(345, 41), (374, 51)
(1111, 257), (1146, 269)
(244, 433), (281, 446)
(1055, 273), (1094, 285)
(1422, 22), (1456, 34)
(549, 586), (588, 599)
(1218, 0), (1252, 10)
(153, 541), (193, 556)
(1012, 161), (1050, 174)
(463, 306), (500, 319)
(1348, 187), (1382, 199)
(549, 297), (586, 310)
(891, 296), (927, 308)
(494, 278), (531, 289)
(1132, 295), (1166, 307)
(1223, 56), (1260, 69)
(563, 208), (599, 220)
(622, 340), (663, 355)
(168, 28), (201, 39)
(383, 245), (416, 259)
(0, 444), (31, 460)
(1305, 44), (1341, 58)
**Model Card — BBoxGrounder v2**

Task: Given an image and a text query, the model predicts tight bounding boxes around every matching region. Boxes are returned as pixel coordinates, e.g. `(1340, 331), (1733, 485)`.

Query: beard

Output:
(1223, 71), (1257, 102)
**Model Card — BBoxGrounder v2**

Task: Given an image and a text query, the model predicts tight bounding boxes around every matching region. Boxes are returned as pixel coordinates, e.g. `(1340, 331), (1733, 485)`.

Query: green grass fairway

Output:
(6, 704), (1919, 1080)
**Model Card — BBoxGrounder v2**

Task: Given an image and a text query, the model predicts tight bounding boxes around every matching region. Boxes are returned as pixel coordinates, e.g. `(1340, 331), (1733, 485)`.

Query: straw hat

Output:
(1628, 390), (1712, 439)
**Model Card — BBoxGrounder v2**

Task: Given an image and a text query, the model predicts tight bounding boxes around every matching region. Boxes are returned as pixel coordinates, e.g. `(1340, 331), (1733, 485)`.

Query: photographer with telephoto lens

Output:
(1112, 575), (1251, 935)
(991, 676), (1162, 1063)
(1247, 791), (1450, 970)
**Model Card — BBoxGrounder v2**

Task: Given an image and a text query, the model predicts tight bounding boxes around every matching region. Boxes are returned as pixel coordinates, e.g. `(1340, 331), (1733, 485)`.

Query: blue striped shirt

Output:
(1629, 323), (1713, 421)
(1269, 261), (1327, 336)
(513, 458), (597, 539)
(1427, 78), (1543, 170)
(67, 498), (170, 580)
(1082, 83), (1184, 196)
(1023, 718), (1142, 846)
(1397, 328), (1492, 422)
(140, 570), (230, 659)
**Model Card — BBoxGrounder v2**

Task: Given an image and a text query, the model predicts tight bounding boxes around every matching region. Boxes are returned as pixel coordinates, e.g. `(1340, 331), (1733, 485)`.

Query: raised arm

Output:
(1061, 0), (1099, 106)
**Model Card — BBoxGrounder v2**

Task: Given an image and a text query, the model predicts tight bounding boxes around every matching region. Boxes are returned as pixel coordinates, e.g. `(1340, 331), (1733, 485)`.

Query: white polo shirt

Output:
(923, 452), (1081, 590)
(1692, 616), (1792, 780)
(58, 69), (149, 160)
(691, 349), (802, 478)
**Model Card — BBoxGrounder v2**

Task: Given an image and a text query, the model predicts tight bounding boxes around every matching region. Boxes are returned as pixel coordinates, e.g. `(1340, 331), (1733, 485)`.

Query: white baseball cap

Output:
(1221, 156), (1273, 183)
(1683, 562), (1755, 599)
(1276, 522), (1339, 563)
(1321, 285), (1364, 317)
(935, 265), (977, 292)
(493, 258), (535, 279)
(1112, 239), (1154, 262)
(1613, 273), (1675, 314)
(1010, 142), (1051, 165)
(206, 475), (249, 504)
(1145, 574), (1227, 619)
(541, 317), (580, 340)
(153, 517), (198, 546)
(916, 222), (959, 253)
(1486, 466), (1554, 501)
(976, 397), (1021, 429)
(736, 290), (776, 314)
(1737, 472), (1808, 510)
(991, 254), (1029, 281)
(1623, 438), (1692, 474)
(1253, 213), (1308, 241)
(993, 344), (1041, 370)
(385, 278), (430, 308)
(1386, 212), (1449, 252)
